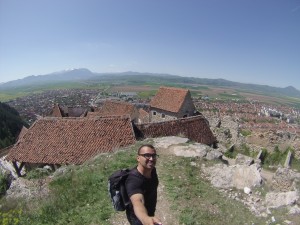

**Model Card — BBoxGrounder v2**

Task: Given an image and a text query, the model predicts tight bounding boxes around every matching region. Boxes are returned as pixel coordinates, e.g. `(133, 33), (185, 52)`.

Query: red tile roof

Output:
(6, 116), (136, 165)
(150, 86), (190, 113)
(87, 100), (137, 119)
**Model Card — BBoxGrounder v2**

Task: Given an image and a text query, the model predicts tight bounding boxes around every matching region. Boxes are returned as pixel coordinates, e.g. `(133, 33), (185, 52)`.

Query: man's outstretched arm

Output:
(130, 193), (162, 225)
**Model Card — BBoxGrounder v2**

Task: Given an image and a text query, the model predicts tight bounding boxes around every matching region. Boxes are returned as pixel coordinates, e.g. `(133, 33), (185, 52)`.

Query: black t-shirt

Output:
(125, 167), (159, 216)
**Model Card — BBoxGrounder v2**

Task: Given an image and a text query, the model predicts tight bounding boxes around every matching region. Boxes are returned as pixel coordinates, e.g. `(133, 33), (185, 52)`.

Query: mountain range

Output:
(1, 68), (300, 98)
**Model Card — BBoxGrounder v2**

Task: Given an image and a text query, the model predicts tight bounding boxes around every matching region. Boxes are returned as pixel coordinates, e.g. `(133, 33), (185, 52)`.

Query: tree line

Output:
(0, 102), (28, 149)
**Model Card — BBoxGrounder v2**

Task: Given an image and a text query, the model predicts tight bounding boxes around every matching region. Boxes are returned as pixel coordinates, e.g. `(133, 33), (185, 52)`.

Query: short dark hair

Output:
(138, 144), (156, 154)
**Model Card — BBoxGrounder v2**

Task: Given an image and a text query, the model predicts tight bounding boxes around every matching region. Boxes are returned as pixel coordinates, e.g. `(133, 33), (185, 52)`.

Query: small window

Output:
(153, 111), (156, 115)
(162, 114), (165, 118)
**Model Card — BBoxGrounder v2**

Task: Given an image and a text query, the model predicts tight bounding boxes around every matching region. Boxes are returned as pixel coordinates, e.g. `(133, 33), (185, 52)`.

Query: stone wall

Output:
(150, 108), (178, 122)
(134, 115), (217, 146)
(131, 107), (140, 124)
(178, 95), (196, 117)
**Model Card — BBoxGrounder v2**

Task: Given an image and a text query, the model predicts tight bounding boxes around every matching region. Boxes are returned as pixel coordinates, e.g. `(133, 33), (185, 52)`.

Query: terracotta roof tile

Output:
(88, 100), (137, 119)
(6, 116), (136, 165)
(150, 86), (190, 113)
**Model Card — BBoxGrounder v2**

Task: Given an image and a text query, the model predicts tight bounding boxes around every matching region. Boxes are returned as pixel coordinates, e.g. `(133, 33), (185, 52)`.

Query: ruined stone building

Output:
(149, 86), (196, 122)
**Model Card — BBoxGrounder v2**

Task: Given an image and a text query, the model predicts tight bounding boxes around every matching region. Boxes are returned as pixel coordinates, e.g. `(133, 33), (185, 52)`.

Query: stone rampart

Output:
(134, 115), (216, 146)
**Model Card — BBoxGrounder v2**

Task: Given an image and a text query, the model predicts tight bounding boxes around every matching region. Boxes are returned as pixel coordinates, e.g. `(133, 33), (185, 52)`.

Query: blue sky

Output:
(0, 0), (300, 90)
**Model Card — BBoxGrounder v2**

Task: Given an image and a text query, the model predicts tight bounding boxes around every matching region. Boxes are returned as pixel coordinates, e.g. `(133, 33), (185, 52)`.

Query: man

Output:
(125, 144), (162, 225)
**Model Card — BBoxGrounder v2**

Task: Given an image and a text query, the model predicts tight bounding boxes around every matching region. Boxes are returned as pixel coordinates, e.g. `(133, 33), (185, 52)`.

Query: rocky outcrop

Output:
(5, 177), (50, 200)
(266, 191), (299, 208)
(154, 136), (223, 160)
(271, 167), (300, 192)
(153, 136), (189, 149)
(234, 153), (254, 166)
(170, 144), (208, 158)
(202, 163), (262, 190)
(0, 156), (15, 195)
(206, 149), (223, 160)
(207, 115), (242, 146)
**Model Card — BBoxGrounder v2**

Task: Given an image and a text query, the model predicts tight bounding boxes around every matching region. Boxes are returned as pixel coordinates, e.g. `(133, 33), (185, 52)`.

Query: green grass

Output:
(290, 157), (300, 171)
(0, 171), (9, 196)
(218, 92), (245, 100)
(0, 91), (32, 102)
(240, 129), (252, 137)
(224, 143), (256, 159)
(137, 90), (157, 99)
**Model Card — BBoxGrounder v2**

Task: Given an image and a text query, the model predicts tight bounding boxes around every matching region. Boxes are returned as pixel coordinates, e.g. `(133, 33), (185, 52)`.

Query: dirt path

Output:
(155, 169), (179, 225)
(107, 210), (129, 225)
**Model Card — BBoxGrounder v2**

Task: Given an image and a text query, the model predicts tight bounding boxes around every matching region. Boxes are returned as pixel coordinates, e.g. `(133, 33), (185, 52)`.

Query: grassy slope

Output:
(158, 155), (266, 225)
(1, 140), (272, 225)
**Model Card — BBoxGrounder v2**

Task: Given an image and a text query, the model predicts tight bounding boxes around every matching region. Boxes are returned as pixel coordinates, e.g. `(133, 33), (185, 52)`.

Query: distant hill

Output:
(1, 68), (300, 98)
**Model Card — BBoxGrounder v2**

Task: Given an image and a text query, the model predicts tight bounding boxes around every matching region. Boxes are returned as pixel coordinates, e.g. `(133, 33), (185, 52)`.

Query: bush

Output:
(26, 168), (51, 180)
(224, 144), (253, 159)
(0, 171), (9, 196)
(224, 149), (237, 159)
(239, 144), (251, 156)
(0, 209), (22, 225)
(240, 129), (251, 137)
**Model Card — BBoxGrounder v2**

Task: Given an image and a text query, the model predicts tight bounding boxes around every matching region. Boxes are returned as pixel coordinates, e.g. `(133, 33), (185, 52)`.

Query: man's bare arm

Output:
(130, 193), (162, 225)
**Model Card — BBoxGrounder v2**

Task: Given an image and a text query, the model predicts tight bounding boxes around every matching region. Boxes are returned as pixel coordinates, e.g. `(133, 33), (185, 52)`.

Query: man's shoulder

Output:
(126, 169), (145, 196)
(128, 168), (144, 180)
(130, 167), (157, 178)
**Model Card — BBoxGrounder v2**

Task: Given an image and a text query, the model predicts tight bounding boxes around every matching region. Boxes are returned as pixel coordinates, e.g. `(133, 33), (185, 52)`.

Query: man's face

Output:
(137, 146), (157, 169)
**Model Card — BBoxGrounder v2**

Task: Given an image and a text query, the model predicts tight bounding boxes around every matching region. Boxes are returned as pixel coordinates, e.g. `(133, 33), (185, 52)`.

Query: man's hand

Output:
(153, 216), (162, 225)
(141, 216), (162, 225)
(154, 222), (163, 225)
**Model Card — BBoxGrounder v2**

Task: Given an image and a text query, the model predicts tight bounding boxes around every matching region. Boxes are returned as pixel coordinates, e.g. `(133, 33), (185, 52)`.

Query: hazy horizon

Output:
(1, 68), (299, 92)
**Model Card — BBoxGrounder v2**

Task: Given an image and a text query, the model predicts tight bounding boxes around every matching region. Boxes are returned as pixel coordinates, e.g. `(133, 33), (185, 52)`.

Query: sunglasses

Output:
(138, 153), (159, 159)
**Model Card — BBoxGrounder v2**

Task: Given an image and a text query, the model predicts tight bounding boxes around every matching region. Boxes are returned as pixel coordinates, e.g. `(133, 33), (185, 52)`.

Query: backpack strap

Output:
(120, 167), (138, 208)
